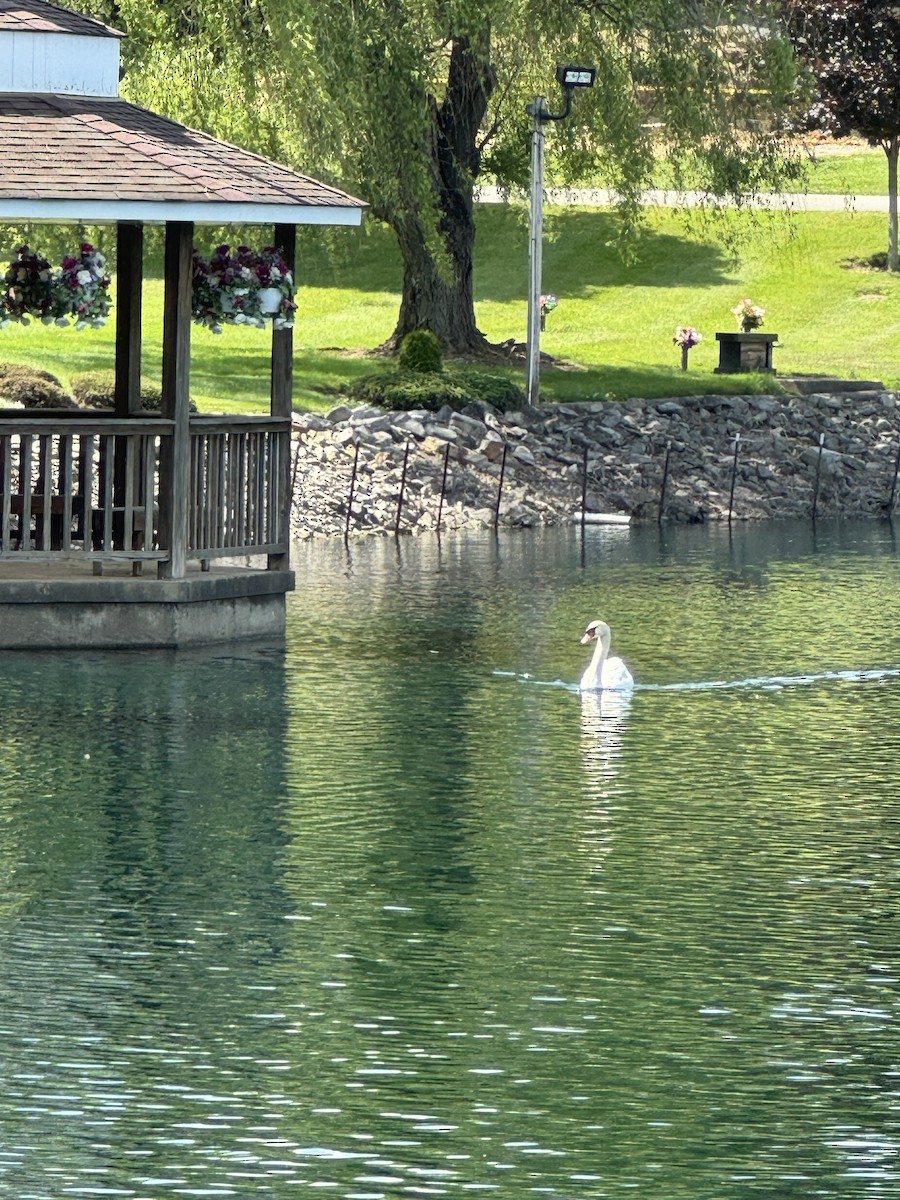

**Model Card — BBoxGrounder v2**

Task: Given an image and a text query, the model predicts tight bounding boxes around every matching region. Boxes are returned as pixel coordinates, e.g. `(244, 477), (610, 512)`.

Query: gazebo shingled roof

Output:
(0, 0), (121, 37)
(0, 94), (365, 222)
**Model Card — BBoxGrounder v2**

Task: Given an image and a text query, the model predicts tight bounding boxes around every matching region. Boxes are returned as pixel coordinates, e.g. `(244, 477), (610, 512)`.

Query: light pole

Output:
(526, 65), (596, 408)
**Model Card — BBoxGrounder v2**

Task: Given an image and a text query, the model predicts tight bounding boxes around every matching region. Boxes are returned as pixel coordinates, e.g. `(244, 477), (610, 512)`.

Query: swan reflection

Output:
(579, 688), (632, 871)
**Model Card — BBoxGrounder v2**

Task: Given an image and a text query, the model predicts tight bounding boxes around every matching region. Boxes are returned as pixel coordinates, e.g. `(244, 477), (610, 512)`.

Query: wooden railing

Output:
(0, 411), (290, 568)
(0, 414), (170, 562)
(188, 416), (290, 560)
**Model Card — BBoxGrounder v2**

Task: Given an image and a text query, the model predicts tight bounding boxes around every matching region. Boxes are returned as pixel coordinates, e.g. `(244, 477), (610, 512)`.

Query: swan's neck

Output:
(583, 635), (609, 687)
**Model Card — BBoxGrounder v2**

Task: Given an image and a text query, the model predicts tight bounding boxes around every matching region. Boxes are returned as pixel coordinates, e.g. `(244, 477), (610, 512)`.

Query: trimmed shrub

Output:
(345, 366), (524, 414)
(0, 363), (77, 409)
(71, 371), (198, 412)
(398, 329), (443, 374)
(451, 368), (524, 412)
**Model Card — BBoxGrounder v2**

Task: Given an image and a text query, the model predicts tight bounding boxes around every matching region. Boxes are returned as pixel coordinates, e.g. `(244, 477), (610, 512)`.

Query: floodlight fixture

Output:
(556, 65), (596, 89)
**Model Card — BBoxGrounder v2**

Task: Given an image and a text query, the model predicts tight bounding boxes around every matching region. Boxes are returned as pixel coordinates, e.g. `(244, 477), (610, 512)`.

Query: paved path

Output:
(475, 185), (890, 212)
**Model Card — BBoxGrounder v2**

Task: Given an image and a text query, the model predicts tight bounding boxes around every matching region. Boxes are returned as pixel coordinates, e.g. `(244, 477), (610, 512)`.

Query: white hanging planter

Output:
(258, 287), (282, 315)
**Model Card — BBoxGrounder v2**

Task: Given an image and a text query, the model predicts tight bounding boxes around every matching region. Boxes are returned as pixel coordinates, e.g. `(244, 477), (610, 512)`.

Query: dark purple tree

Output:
(785, 0), (900, 270)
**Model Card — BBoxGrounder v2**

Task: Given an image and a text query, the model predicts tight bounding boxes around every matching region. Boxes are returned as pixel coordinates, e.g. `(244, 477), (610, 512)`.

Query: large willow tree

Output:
(74, 1), (800, 352)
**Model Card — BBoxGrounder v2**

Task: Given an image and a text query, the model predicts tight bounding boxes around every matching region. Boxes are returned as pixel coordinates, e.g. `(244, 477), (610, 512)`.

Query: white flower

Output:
(240, 267), (253, 281)
(41, 315), (53, 325)
(270, 267), (282, 281)
(55, 317), (69, 327)
(76, 269), (93, 287)
(234, 313), (246, 324)
(0, 318), (9, 328)
(75, 319), (88, 330)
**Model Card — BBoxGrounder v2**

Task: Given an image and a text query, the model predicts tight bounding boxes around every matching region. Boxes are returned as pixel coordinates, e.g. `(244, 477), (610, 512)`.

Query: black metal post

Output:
(812, 432), (825, 522)
(581, 444), (589, 529)
(658, 441), (672, 525)
(889, 440), (900, 514)
(727, 433), (741, 524)
(436, 442), (451, 532)
(290, 432), (302, 500)
(394, 440), (411, 536)
(494, 443), (508, 529)
(344, 441), (359, 540)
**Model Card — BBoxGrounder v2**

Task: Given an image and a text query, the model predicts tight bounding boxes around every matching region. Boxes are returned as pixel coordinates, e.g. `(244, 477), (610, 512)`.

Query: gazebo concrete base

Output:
(0, 562), (294, 648)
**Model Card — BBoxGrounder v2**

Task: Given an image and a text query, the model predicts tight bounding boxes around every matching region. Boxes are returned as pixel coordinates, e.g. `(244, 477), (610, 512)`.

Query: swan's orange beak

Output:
(580, 631), (594, 644)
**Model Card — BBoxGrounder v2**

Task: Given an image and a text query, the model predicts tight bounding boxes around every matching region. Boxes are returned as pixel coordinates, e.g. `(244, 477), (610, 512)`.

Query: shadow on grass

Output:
(474, 209), (740, 302)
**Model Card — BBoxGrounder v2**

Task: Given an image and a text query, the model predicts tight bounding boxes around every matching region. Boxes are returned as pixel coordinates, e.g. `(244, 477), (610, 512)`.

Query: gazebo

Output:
(0, 0), (364, 647)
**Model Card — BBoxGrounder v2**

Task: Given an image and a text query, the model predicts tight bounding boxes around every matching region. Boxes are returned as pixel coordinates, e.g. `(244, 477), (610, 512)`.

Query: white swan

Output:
(579, 620), (634, 691)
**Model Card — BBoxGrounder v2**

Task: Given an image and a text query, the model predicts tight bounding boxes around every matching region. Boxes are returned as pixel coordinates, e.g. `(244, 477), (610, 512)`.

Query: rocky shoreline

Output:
(290, 387), (900, 538)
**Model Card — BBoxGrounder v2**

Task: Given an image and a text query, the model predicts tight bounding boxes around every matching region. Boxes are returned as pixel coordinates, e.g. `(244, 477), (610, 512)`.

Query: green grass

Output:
(0, 204), (897, 412)
(795, 151), (889, 196)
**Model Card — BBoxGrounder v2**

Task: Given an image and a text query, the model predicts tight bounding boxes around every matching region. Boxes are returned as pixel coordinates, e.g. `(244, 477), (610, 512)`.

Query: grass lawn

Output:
(798, 151), (889, 196)
(0, 204), (897, 412)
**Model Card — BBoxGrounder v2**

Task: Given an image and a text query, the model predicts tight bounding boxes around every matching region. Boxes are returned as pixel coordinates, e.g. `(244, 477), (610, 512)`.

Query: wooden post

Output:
(157, 221), (193, 580)
(113, 223), (144, 556)
(269, 223), (296, 570)
(114, 223), (144, 417)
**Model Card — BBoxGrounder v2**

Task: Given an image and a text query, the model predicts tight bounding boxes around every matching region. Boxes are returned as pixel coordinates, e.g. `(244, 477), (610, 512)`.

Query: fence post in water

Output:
(727, 433), (741, 524)
(581, 444), (589, 530)
(889, 440), (900, 515)
(494, 443), (508, 529)
(344, 440), (359, 540)
(394, 439), (411, 536)
(436, 442), (451, 532)
(658, 441), (672, 525)
(811, 432), (825, 522)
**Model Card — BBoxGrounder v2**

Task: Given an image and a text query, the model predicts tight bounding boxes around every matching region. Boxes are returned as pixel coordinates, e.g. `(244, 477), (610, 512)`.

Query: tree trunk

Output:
(389, 32), (495, 355)
(887, 136), (899, 272)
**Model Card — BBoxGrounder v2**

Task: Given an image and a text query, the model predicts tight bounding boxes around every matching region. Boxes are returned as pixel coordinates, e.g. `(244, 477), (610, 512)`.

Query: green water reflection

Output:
(0, 520), (898, 1198)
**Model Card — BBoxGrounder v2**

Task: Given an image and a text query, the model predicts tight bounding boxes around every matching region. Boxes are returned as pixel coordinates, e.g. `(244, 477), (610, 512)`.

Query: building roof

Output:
(0, 0), (122, 38)
(0, 93), (366, 225)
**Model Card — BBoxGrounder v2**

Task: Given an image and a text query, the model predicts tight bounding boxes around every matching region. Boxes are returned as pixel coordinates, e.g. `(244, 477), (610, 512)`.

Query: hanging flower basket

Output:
(0, 243), (111, 329)
(57, 243), (112, 329)
(192, 244), (296, 334)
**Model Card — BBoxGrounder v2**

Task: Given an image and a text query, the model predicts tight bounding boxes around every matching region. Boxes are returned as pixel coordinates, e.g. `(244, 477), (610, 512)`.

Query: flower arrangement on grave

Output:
(56, 243), (112, 329)
(0, 243), (111, 328)
(731, 298), (765, 332)
(673, 325), (702, 370)
(191, 244), (296, 334)
(539, 292), (558, 330)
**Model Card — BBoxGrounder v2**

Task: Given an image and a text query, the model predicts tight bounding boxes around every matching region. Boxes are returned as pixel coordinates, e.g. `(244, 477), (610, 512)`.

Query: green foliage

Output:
(398, 330), (443, 374)
(65, 0), (806, 347)
(345, 365), (523, 413)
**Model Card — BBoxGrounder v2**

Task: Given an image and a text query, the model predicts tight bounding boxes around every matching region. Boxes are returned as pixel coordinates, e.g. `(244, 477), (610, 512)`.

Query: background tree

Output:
(784, 0), (900, 271)
(74, 1), (801, 352)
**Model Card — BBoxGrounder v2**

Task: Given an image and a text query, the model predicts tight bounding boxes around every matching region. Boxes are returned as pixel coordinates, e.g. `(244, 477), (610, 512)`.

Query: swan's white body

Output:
(579, 620), (634, 691)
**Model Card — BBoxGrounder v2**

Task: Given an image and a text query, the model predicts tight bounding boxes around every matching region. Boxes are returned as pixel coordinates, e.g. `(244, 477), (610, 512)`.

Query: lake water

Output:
(1, 520), (899, 1199)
